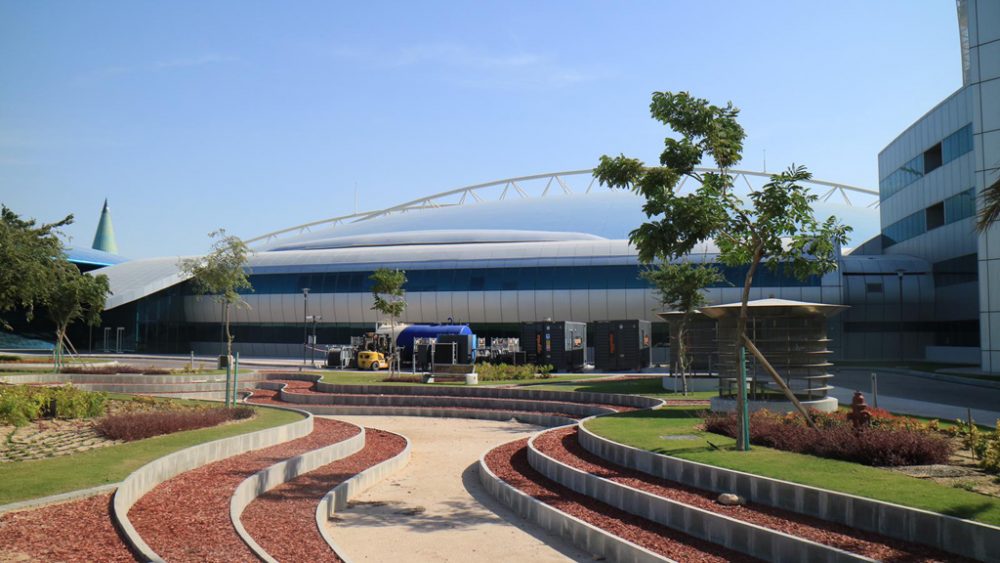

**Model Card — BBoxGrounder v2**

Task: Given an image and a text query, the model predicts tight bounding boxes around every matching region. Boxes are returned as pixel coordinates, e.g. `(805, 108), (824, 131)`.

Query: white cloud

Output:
(84, 53), (239, 81)
(330, 43), (600, 89)
(153, 54), (240, 69)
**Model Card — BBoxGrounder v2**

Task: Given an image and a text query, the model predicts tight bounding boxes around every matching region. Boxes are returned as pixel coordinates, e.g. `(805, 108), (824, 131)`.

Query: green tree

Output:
(595, 91), (850, 449)
(0, 206), (73, 329)
(369, 268), (407, 375)
(179, 230), (252, 364)
(44, 261), (110, 370)
(642, 262), (722, 395)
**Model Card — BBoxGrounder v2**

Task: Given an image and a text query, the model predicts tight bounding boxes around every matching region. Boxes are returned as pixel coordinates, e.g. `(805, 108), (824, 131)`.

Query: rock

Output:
(717, 493), (743, 506)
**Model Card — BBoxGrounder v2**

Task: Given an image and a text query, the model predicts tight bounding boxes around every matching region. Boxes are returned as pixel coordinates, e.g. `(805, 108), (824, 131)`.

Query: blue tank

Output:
(396, 324), (474, 359)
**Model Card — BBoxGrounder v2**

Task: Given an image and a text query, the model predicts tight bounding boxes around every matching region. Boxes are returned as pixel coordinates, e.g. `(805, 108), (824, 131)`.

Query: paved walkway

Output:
(323, 415), (590, 563)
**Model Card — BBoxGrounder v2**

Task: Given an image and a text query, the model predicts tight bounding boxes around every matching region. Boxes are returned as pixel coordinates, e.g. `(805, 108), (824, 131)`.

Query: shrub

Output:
(475, 363), (553, 381)
(0, 384), (107, 426)
(382, 375), (424, 383)
(0, 385), (47, 426)
(703, 409), (951, 467)
(95, 406), (255, 441)
(62, 364), (173, 375)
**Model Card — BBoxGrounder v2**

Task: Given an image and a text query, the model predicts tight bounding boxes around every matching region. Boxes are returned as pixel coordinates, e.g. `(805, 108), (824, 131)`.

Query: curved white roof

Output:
(262, 190), (879, 252)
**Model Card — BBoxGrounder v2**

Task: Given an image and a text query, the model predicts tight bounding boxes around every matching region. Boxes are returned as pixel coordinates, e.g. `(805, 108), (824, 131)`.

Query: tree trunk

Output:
(678, 316), (689, 396)
(54, 327), (64, 373)
(224, 302), (233, 360)
(735, 246), (764, 451)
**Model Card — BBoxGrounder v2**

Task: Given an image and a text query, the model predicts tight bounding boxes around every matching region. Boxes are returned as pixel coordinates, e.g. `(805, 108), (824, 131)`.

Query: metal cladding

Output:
(520, 321), (587, 372)
(592, 320), (652, 372)
(702, 299), (848, 402)
(92, 198), (119, 255)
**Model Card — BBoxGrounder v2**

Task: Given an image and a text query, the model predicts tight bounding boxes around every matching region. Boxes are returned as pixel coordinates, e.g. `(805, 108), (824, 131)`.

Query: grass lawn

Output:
(0, 405), (302, 505)
(584, 406), (1000, 526)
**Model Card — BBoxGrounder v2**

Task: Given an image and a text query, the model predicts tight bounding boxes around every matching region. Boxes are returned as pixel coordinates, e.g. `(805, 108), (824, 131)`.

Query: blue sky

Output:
(1, 1), (962, 258)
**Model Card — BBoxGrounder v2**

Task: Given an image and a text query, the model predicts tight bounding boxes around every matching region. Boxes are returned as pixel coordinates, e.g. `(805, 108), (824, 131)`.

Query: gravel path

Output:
(325, 415), (594, 562)
(0, 493), (135, 562)
(241, 428), (408, 562)
(534, 426), (964, 562)
(485, 438), (756, 563)
(128, 417), (361, 562)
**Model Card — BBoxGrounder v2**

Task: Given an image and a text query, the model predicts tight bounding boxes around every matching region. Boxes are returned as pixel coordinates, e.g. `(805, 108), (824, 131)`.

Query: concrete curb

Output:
(577, 421), (1000, 561)
(476, 445), (675, 563)
(279, 387), (615, 418)
(230, 423), (367, 563)
(273, 404), (578, 428)
(111, 403), (313, 563)
(527, 425), (872, 563)
(0, 483), (120, 515)
(313, 381), (663, 408)
(317, 432), (413, 563)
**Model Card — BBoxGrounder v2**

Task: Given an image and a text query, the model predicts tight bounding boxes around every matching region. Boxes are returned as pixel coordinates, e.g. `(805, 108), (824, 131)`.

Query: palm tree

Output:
(977, 174), (1000, 233)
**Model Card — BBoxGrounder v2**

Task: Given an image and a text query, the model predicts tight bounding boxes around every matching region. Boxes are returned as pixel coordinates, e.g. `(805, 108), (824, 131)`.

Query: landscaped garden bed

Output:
(1, 384), (259, 463)
(703, 408), (952, 466)
(485, 437), (753, 562)
(583, 406), (1000, 525)
(533, 425), (957, 561)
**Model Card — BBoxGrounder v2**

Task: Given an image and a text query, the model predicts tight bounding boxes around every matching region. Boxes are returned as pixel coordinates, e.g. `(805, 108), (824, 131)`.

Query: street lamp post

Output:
(302, 288), (310, 366)
(896, 269), (906, 363)
(307, 315), (322, 367)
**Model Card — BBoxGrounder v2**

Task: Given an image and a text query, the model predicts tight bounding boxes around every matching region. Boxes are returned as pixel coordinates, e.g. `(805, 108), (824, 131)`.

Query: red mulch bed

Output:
(0, 493), (135, 562)
(534, 427), (964, 563)
(484, 438), (756, 562)
(241, 429), (408, 562)
(128, 418), (361, 562)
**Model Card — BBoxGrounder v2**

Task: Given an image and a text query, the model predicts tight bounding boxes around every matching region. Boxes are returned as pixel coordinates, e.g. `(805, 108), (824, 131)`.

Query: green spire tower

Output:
(92, 198), (119, 254)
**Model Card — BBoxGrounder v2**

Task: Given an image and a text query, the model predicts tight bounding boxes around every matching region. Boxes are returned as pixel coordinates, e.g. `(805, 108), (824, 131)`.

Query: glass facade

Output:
(883, 210), (926, 246)
(943, 188), (976, 224)
(882, 187), (976, 247)
(236, 264), (822, 296)
(879, 123), (973, 201)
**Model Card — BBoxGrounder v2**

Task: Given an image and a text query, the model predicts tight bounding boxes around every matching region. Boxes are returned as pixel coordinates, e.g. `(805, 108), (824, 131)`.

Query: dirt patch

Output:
(889, 437), (1000, 498)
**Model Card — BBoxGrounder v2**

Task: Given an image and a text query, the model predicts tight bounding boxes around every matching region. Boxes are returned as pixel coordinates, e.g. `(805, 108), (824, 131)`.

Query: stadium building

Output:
(84, 1), (997, 370)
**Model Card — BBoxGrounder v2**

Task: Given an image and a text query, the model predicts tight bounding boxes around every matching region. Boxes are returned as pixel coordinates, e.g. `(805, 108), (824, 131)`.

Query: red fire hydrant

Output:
(846, 391), (873, 429)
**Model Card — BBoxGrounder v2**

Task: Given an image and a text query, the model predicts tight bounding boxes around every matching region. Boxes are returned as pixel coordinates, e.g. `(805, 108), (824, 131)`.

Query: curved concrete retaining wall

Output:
(280, 404), (577, 428)
(527, 429), (870, 563)
(660, 376), (719, 393)
(577, 421), (1000, 561)
(710, 396), (839, 414)
(314, 381), (663, 409)
(317, 432), (413, 563)
(477, 449), (674, 563)
(0, 372), (266, 397)
(231, 424), (367, 562)
(280, 388), (614, 418)
(112, 405), (313, 563)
